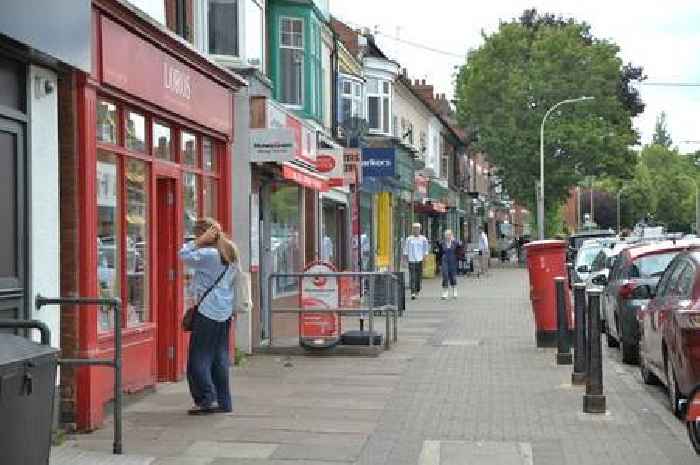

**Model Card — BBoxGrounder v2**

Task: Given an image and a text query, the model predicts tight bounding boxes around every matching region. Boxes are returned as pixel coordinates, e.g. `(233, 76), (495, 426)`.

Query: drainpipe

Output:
(331, 29), (339, 140)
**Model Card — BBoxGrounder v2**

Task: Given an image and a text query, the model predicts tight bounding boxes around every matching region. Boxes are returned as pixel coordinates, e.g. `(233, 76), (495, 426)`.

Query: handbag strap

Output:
(197, 264), (229, 307)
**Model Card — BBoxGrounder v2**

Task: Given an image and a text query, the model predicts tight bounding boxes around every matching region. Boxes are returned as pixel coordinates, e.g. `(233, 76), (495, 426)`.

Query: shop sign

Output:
(344, 149), (361, 185)
(361, 148), (395, 178)
(415, 175), (428, 196)
(300, 262), (341, 345)
(282, 164), (329, 192)
(97, 161), (117, 207)
(316, 147), (344, 186)
(249, 128), (296, 162)
(100, 17), (232, 134)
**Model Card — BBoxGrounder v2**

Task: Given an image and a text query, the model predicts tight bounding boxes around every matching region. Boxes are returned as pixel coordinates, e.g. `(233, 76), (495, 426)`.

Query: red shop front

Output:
(60, 0), (245, 431)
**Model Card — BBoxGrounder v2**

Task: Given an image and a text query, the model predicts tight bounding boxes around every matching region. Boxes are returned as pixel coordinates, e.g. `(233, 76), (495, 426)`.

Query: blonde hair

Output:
(444, 229), (453, 238)
(194, 217), (239, 265)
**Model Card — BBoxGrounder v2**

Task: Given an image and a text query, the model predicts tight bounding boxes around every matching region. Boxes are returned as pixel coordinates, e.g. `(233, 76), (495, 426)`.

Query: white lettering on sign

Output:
(361, 159), (392, 167)
(163, 62), (191, 100)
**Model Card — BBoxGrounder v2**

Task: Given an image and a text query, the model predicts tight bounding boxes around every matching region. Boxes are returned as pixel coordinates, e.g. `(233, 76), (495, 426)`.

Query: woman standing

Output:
(441, 229), (461, 300)
(179, 218), (238, 415)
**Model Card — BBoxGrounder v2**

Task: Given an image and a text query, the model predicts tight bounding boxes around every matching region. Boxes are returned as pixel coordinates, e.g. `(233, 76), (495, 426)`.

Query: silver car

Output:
(585, 242), (630, 329)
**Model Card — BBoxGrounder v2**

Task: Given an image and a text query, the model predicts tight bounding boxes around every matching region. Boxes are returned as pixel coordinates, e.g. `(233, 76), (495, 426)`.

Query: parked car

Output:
(603, 241), (700, 364)
(586, 242), (630, 329)
(639, 250), (700, 417)
(573, 238), (618, 285)
(567, 229), (616, 264)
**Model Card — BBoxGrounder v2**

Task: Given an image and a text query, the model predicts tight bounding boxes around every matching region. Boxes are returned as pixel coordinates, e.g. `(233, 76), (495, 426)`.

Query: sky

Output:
(329, 0), (700, 151)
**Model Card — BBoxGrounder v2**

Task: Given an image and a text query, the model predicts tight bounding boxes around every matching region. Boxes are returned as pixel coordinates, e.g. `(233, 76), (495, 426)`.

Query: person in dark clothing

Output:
(440, 229), (461, 300)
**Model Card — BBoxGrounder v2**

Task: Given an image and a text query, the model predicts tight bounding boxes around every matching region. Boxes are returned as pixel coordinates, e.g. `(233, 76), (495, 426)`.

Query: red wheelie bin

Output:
(524, 240), (573, 347)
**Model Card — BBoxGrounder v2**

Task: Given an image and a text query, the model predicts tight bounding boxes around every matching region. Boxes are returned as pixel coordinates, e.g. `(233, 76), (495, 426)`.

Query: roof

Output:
(625, 240), (700, 260)
(571, 229), (616, 239)
(330, 17), (360, 57)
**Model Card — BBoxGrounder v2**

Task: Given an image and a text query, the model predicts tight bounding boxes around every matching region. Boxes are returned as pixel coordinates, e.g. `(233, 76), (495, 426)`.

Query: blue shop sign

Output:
(361, 148), (395, 178)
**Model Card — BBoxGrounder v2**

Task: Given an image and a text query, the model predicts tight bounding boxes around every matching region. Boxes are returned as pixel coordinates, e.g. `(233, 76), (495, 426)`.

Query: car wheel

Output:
(640, 351), (659, 385)
(688, 421), (700, 454)
(666, 358), (684, 419)
(622, 340), (639, 365)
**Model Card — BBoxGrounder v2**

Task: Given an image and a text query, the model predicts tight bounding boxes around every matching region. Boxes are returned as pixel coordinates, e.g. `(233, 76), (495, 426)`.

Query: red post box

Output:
(524, 240), (573, 347)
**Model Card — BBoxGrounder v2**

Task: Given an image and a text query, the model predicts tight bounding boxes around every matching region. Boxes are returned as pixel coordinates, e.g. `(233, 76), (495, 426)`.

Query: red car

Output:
(639, 250), (700, 417)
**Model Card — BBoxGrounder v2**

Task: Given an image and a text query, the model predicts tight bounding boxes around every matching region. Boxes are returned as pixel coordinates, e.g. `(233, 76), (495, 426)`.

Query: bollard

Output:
(583, 289), (606, 413)
(555, 277), (572, 365)
(572, 283), (587, 385)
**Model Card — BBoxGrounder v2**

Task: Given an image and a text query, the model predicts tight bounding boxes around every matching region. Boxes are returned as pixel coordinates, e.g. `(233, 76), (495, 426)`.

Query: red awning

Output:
(283, 163), (329, 192)
(414, 201), (448, 214)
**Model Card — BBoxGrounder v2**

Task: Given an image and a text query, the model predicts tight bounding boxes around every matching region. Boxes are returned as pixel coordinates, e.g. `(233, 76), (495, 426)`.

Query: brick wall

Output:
(57, 72), (80, 430)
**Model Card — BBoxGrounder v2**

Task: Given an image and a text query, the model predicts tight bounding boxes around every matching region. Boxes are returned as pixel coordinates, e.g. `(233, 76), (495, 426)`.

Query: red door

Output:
(156, 176), (178, 381)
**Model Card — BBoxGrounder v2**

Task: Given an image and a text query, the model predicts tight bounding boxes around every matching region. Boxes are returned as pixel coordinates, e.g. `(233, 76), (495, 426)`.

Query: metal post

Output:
(384, 275), (391, 350)
(368, 274), (375, 345)
(583, 289), (606, 413)
(267, 274), (273, 346)
(113, 300), (122, 454)
(572, 283), (587, 385)
(616, 190), (622, 235)
(555, 277), (572, 365)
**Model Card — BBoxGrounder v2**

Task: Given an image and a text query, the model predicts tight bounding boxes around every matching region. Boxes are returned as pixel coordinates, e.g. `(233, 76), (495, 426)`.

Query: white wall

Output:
(427, 116), (441, 176)
(128, 0), (166, 24)
(28, 65), (60, 352)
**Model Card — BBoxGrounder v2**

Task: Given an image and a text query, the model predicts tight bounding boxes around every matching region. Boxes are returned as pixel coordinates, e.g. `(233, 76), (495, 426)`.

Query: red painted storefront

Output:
(63, 0), (245, 431)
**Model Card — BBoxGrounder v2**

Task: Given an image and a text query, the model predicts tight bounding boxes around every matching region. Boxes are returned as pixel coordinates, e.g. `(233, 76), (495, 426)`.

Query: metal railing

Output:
(35, 295), (123, 455)
(265, 272), (400, 350)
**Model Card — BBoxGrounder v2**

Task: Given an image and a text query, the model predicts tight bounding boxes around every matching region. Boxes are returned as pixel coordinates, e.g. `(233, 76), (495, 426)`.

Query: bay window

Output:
(340, 78), (362, 125)
(279, 17), (304, 106)
(366, 77), (391, 134)
(208, 0), (238, 56)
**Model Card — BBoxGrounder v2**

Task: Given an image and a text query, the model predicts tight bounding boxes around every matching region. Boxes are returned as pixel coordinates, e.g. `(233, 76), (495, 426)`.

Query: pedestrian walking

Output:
(479, 227), (490, 274)
(179, 218), (239, 415)
(404, 223), (430, 300)
(441, 229), (461, 300)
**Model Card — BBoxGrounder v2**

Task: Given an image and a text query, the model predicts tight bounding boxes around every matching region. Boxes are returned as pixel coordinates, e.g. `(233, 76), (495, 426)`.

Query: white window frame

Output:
(279, 16), (305, 108)
(340, 76), (363, 124)
(194, 0), (265, 70)
(366, 77), (391, 135)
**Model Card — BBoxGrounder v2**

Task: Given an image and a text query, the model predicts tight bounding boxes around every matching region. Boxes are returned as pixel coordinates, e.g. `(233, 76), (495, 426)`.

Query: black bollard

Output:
(583, 289), (606, 413)
(572, 283), (587, 385)
(555, 277), (572, 365)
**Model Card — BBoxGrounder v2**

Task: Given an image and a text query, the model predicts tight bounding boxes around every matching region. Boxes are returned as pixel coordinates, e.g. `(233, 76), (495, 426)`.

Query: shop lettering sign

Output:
(361, 148), (395, 178)
(315, 155), (336, 173)
(250, 128), (296, 162)
(163, 62), (191, 100)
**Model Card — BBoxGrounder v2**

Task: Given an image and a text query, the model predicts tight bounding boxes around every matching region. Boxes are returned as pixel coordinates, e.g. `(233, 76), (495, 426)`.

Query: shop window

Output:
(270, 183), (301, 297)
(125, 111), (146, 153)
(153, 122), (172, 160)
(97, 150), (120, 332)
(182, 172), (199, 309)
(203, 177), (218, 218)
(182, 131), (197, 166)
(366, 78), (391, 135)
(279, 17), (304, 106)
(208, 0), (238, 56)
(97, 100), (118, 144)
(0, 129), (17, 279)
(202, 137), (216, 171)
(0, 56), (26, 112)
(126, 158), (149, 326)
(340, 78), (362, 125)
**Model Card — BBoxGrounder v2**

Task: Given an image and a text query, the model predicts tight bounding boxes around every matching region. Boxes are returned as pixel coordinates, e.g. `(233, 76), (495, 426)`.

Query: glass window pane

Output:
(342, 81), (352, 95)
(182, 132), (197, 166)
(126, 158), (149, 326)
(341, 97), (352, 123)
(281, 18), (291, 34)
(354, 83), (362, 97)
(245, 0), (263, 67)
(382, 97), (390, 133)
(153, 122), (172, 160)
(97, 150), (120, 332)
(203, 138), (216, 171)
(368, 96), (380, 129)
(203, 177), (218, 218)
(280, 48), (303, 105)
(366, 78), (378, 94)
(97, 100), (118, 144)
(208, 0), (238, 56)
(0, 55), (25, 112)
(183, 172), (199, 310)
(383, 81), (390, 94)
(0, 130), (17, 278)
(125, 111), (146, 152)
(270, 183), (301, 297)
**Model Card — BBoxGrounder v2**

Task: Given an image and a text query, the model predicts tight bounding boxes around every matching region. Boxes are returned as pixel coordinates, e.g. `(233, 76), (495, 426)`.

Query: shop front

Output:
(61, 1), (244, 430)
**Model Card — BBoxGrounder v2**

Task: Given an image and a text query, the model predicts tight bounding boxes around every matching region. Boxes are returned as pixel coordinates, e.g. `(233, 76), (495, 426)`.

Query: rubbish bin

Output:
(0, 333), (58, 465)
(524, 240), (573, 348)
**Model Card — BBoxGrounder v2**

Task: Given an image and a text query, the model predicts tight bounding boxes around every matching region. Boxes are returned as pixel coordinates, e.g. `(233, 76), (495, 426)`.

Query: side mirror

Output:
(632, 284), (655, 300)
(591, 274), (608, 286)
(577, 265), (591, 274)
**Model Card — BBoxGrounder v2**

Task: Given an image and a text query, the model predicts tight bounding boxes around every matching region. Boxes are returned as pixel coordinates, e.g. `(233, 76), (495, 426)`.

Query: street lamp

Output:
(538, 96), (595, 240)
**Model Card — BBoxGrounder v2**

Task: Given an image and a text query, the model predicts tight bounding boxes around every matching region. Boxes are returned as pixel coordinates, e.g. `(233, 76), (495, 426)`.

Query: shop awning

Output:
(283, 163), (329, 192)
(414, 201), (447, 214)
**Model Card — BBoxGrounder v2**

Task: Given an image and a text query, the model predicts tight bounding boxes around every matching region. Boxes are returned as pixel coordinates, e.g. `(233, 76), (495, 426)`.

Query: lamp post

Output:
(538, 96), (595, 240)
(616, 185), (630, 235)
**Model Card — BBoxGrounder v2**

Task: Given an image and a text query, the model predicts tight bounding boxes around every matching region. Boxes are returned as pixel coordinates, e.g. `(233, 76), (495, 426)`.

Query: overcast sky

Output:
(330, 0), (700, 151)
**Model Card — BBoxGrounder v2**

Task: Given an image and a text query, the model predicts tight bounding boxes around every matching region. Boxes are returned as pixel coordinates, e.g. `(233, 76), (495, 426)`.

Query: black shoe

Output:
(212, 406), (233, 413)
(188, 405), (216, 415)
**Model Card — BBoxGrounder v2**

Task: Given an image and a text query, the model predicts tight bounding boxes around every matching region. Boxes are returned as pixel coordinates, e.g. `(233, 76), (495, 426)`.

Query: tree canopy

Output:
(652, 112), (673, 148)
(455, 9), (645, 227)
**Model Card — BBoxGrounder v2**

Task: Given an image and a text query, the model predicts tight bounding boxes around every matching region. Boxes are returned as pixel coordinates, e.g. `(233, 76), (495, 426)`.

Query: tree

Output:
(652, 112), (673, 148)
(455, 9), (644, 232)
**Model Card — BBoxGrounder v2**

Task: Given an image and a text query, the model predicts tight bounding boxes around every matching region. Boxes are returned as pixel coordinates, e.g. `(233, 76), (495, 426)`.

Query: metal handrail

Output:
(35, 295), (123, 455)
(265, 272), (400, 350)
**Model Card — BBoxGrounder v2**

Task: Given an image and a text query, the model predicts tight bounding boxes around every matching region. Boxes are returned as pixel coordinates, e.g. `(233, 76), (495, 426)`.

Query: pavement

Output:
(51, 264), (699, 465)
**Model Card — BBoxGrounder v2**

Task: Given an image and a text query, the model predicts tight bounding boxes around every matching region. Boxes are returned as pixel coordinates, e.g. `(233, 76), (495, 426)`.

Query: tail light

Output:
(619, 282), (636, 300)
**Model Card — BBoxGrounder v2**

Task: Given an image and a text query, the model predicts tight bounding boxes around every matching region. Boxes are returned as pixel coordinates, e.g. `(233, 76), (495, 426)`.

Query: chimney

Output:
(421, 79), (426, 85)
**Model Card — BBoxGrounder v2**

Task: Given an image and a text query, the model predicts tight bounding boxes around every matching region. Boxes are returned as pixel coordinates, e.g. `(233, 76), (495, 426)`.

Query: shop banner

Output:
(361, 148), (395, 178)
(249, 128), (296, 163)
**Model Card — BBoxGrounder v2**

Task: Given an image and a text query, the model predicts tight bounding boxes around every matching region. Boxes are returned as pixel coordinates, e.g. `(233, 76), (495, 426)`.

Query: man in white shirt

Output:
(404, 223), (430, 299)
(479, 228), (490, 274)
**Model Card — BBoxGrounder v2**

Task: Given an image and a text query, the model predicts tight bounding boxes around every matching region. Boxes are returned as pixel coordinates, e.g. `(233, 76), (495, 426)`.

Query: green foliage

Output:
(652, 112), (673, 148)
(455, 9), (644, 219)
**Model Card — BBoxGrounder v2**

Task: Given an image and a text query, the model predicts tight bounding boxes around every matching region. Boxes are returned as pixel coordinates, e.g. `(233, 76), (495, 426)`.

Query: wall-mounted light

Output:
(34, 75), (55, 98)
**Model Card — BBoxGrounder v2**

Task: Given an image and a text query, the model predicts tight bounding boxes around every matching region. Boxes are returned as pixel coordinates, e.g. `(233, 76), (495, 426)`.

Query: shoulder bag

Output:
(182, 264), (229, 331)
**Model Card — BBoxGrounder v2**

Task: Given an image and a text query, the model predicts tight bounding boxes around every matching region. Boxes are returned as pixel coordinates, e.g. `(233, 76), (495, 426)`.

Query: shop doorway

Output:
(155, 176), (177, 381)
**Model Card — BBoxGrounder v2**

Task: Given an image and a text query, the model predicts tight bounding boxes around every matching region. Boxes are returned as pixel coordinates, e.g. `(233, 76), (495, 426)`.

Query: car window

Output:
(591, 251), (606, 272)
(656, 260), (680, 297)
(576, 246), (602, 267)
(610, 255), (624, 281)
(676, 262), (696, 298)
(630, 251), (678, 279)
(661, 260), (687, 297)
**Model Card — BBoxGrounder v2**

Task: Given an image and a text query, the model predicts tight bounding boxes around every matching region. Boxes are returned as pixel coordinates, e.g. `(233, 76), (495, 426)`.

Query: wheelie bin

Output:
(524, 240), (573, 347)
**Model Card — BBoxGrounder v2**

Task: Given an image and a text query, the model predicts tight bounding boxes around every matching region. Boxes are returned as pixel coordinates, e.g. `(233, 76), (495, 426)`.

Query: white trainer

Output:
(441, 289), (448, 300)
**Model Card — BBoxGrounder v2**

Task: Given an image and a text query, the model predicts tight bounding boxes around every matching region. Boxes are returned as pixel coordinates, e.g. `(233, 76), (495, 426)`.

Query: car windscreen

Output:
(576, 246), (602, 267)
(630, 251), (679, 278)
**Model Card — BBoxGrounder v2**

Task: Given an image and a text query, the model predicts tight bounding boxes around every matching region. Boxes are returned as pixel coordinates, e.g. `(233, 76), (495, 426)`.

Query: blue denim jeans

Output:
(187, 311), (232, 411)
